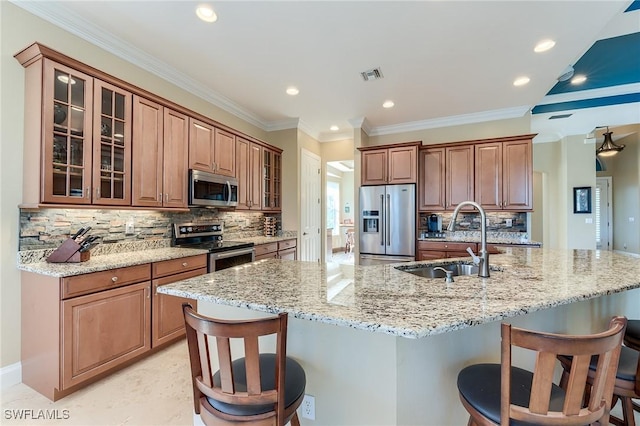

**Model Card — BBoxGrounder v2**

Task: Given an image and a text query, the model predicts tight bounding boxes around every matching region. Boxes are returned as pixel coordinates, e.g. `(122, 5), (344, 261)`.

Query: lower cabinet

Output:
(417, 241), (477, 261)
(21, 253), (206, 401)
(254, 239), (297, 260)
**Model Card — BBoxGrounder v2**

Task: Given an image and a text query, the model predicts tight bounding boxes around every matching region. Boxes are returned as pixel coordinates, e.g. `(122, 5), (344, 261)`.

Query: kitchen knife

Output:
(71, 228), (84, 240)
(78, 226), (92, 238)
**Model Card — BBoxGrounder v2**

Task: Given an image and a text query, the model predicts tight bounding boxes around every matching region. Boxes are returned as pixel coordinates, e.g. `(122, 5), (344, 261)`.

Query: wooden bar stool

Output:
(623, 319), (640, 416)
(182, 304), (306, 426)
(457, 317), (627, 426)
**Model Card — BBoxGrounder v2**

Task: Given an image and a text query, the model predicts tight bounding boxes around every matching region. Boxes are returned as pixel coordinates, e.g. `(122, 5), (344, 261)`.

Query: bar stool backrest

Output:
(501, 316), (627, 425)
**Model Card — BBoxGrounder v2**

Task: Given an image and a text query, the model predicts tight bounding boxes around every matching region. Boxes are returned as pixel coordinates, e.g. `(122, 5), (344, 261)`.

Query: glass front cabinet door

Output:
(42, 59), (131, 205)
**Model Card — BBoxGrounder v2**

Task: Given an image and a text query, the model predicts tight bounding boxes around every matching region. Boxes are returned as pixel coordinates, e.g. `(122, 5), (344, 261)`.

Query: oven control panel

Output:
(173, 222), (222, 239)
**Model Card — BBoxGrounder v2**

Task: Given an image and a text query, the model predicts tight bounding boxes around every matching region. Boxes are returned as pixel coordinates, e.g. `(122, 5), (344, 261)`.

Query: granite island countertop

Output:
(158, 248), (640, 339)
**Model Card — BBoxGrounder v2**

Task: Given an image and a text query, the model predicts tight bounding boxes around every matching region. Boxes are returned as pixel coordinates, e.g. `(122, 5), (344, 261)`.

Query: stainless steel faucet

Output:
(446, 201), (490, 278)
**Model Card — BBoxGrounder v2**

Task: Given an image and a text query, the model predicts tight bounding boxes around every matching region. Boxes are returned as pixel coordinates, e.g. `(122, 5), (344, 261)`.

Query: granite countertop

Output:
(418, 231), (542, 246)
(157, 248), (640, 339)
(233, 235), (297, 245)
(17, 247), (209, 278)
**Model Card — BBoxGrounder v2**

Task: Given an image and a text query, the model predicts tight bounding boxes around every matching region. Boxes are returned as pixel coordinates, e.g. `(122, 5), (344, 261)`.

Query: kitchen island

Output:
(158, 248), (640, 425)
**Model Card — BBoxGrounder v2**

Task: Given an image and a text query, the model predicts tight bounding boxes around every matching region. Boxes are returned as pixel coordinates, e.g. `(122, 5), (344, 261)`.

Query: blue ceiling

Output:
(532, 2), (640, 116)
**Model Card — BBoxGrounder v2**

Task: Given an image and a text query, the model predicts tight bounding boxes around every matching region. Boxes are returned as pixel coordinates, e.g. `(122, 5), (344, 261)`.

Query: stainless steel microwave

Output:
(189, 169), (238, 208)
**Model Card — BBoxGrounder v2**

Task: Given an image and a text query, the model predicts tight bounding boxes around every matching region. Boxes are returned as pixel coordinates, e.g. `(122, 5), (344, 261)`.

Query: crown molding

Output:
(347, 117), (372, 135)
(10, 0), (269, 131)
(368, 106), (531, 136)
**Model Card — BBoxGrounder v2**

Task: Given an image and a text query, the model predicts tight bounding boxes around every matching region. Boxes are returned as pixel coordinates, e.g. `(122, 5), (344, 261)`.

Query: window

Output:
(327, 182), (340, 235)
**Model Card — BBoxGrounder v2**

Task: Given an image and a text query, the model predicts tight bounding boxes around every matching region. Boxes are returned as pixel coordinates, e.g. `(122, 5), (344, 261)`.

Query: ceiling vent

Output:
(549, 113), (573, 120)
(361, 68), (383, 81)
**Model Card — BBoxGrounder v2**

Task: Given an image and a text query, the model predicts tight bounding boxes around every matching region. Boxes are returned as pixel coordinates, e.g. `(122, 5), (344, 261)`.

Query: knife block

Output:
(46, 238), (90, 263)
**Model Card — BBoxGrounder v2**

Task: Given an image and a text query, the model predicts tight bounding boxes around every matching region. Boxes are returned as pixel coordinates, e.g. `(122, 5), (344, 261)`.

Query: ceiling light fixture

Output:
(571, 75), (587, 85)
(286, 87), (299, 96)
(330, 125), (339, 131)
(557, 65), (574, 82)
(196, 4), (217, 23)
(534, 39), (556, 53)
(57, 75), (76, 85)
(596, 127), (625, 157)
(513, 76), (530, 86)
(382, 100), (394, 108)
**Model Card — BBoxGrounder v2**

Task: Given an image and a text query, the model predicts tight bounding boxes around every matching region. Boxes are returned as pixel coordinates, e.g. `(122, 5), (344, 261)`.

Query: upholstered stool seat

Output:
(208, 354), (306, 417)
(625, 319), (640, 350)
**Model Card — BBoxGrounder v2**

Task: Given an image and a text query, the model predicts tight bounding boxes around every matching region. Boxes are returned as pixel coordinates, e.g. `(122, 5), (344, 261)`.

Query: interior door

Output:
(596, 177), (612, 250)
(300, 149), (321, 262)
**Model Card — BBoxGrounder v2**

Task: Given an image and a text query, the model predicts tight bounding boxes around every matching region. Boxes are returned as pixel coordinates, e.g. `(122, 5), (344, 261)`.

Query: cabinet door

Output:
(475, 143), (502, 210)
(43, 59), (94, 204)
(93, 79), (132, 205)
(214, 128), (236, 177)
(132, 96), (163, 207)
(188, 118), (215, 172)
(418, 148), (446, 211)
(249, 143), (263, 210)
(388, 146), (417, 184)
(152, 268), (203, 348)
(61, 282), (151, 390)
(502, 140), (532, 210)
(445, 145), (474, 210)
(361, 149), (387, 185)
(236, 137), (250, 210)
(278, 248), (296, 260)
(263, 149), (282, 211)
(162, 108), (189, 208)
(417, 251), (447, 261)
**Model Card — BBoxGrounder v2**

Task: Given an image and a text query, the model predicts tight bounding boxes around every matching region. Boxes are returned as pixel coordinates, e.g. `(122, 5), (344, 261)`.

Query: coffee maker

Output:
(428, 214), (442, 233)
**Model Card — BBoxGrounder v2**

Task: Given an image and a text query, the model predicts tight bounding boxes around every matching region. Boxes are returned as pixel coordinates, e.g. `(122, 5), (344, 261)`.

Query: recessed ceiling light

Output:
(286, 87), (299, 96)
(382, 100), (395, 108)
(534, 39), (556, 53)
(330, 125), (339, 131)
(196, 4), (217, 23)
(513, 76), (530, 86)
(571, 75), (587, 85)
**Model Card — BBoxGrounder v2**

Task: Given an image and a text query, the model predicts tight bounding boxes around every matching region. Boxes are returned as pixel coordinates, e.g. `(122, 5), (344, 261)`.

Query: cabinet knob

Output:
(111, 276), (118, 283)
(182, 262), (188, 267)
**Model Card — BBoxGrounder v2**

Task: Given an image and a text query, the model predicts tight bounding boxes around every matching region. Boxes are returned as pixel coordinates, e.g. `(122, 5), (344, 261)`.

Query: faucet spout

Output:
(447, 201), (490, 278)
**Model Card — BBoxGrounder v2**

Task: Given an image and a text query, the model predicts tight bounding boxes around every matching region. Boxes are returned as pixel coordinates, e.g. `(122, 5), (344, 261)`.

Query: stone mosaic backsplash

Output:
(18, 208), (281, 251)
(418, 211), (527, 233)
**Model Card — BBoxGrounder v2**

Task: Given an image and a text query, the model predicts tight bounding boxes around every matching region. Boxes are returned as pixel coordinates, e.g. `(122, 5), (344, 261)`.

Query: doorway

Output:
(326, 160), (355, 264)
(595, 177), (613, 250)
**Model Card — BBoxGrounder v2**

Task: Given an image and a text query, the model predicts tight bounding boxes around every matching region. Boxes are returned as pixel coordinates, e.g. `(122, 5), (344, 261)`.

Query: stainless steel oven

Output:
(172, 222), (254, 272)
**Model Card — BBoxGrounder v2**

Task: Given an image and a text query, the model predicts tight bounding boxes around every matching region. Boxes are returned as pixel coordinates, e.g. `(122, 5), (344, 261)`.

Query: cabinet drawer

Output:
(255, 243), (278, 257)
(418, 241), (475, 252)
(152, 255), (207, 278)
(62, 264), (151, 299)
(255, 252), (278, 261)
(417, 250), (447, 261)
(278, 239), (296, 251)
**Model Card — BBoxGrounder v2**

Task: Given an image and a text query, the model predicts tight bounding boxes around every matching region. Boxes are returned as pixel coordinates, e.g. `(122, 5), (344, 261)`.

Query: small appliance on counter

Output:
(46, 227), (100, 263)
(428, 214), (442, 233)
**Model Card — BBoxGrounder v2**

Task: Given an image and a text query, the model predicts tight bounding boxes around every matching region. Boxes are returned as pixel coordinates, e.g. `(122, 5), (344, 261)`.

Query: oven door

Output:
(189, 169), (238, 208)
(209, 247), (255, 272)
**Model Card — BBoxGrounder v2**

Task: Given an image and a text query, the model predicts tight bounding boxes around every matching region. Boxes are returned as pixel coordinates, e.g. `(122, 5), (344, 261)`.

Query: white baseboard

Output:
(613, 249), (640, 258)
(0, 362), (22, 390)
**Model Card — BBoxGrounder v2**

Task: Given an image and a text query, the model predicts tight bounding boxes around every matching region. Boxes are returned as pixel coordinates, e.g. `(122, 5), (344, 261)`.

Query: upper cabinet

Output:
(132, 96), (188, 208)
(188, 120), (236, 177)
(23, 57), (133, 206)
(236, 137), (263, 210)
(359, 143), (419, 185)
(263, 148), (282, 211)
(475, 138), (532, 211)
(419, 134), (534, 212)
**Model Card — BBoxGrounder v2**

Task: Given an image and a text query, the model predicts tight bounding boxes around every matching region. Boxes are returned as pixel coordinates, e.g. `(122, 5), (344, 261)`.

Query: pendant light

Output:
(596, 127), (625, 157)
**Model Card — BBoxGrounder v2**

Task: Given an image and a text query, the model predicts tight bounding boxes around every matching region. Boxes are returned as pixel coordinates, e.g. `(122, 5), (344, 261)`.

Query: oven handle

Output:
(210, 247), (255, 260)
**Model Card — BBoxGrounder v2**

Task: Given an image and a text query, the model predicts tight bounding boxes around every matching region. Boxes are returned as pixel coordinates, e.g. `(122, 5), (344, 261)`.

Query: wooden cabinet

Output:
(417, 241), (476, 261)
(61, 281), (151, 389)
(418, 147), (445, 211)
(254, 239), (297, 260)
(263, 148), (282, 211)
(132, 96), (188, 208)
(360, 144), (418, 185)
(475, 139), (532, 211)
(188, 119), (236, 177)
(236, 137), (263, 210)
(18, 54), (133, 206)
(151, 255), (206, 347)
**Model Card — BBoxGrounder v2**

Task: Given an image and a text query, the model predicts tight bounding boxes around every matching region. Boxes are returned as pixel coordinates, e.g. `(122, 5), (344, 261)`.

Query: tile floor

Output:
(329, 250), (355, 265)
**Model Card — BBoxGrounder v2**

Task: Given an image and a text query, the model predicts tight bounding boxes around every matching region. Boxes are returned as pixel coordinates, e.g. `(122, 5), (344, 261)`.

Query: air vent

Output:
(361, 68), (383, 81)
(549, 114), (573, 120)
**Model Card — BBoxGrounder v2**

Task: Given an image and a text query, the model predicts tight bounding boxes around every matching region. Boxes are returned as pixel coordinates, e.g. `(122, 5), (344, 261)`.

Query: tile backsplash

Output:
(19, 208), (280, 251)
(418, 211), (527, 233)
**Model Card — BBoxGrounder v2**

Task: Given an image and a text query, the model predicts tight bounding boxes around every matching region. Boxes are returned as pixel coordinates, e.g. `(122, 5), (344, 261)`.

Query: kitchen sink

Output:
(395, 262), (479, 279)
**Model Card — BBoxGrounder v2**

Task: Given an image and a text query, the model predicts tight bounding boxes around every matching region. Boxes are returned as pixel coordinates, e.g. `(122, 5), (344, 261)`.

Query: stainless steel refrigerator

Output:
(359, 184), (415, 265)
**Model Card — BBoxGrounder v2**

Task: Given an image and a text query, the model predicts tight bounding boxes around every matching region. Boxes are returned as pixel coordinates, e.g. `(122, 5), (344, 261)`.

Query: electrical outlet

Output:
(505, 219), (512, 227)
(125, 220), (134, 235)
(301, 394), (315, 420)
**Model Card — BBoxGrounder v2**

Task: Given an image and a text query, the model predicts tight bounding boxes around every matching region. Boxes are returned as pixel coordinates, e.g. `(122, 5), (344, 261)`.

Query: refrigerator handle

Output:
(380, 194), (385, 246)
(387, 193), (391, 246)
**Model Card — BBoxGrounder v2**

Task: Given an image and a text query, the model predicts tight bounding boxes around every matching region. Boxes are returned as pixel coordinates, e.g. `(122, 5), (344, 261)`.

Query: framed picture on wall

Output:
(573, 187), (592, 214)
